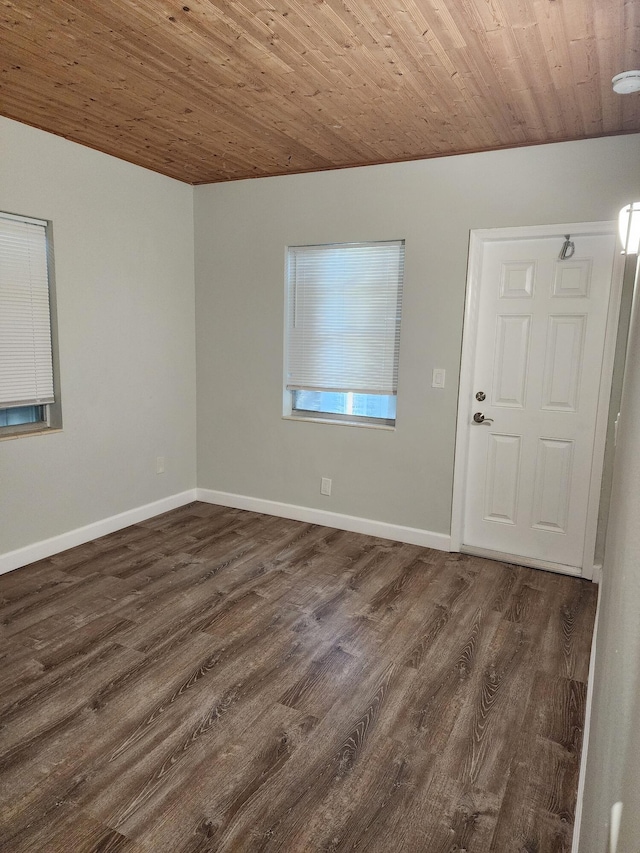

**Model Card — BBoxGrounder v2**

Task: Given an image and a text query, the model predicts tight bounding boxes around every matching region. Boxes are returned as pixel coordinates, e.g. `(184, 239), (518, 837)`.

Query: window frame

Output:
(283, 239), (404, 429)
(0, 212), (62, 440)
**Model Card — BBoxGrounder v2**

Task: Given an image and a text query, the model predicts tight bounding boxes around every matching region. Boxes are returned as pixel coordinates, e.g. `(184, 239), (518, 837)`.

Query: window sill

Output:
(0, 426), (63, 442)
(282, 414), (395, 431)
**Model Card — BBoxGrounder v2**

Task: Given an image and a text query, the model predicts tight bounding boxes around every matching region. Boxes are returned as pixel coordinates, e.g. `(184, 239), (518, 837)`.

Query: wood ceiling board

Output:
(592, 2), (626, 134)
(1, 0), (638, 185)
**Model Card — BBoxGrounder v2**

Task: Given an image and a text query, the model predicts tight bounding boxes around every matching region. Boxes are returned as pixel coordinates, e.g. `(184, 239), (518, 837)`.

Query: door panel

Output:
(552, 258), (591, 297)
(462, 231), (617, 571)
(541, 314), (585, 411)
(531, 438), (573, 533)
(492, 315), (531, 407)
(500, 261), (536, 298)
(483, 433), (521, 524)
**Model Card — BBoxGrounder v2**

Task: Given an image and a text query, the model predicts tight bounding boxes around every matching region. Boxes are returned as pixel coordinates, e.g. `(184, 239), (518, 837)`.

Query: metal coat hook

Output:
(559, 234), (575, 260)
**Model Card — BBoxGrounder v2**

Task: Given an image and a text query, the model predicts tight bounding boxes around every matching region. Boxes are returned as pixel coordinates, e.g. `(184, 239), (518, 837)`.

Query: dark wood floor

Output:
(0, 502), (597, 852)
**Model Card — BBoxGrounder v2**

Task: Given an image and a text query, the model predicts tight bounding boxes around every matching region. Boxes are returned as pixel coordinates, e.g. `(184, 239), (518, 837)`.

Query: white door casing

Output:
(451, 223), (624, 578)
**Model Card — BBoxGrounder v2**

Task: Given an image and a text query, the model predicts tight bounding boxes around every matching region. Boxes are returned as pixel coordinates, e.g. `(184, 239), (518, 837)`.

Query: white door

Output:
(456, 225), (620, 575)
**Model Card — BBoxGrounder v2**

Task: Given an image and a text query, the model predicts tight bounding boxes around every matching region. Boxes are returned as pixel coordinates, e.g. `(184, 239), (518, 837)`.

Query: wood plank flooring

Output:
(0, 502), (597, 852)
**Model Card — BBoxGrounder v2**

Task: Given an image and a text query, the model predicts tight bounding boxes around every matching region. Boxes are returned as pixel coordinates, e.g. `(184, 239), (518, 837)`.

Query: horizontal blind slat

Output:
(287, 241), (404, 396)
(0, 216), (55, 409)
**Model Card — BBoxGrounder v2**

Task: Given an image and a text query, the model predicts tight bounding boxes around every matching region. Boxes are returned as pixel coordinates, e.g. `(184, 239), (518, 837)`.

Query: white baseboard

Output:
(1, 487), (451, 577)
(591, 563), (603, 585)
(0, 489), (198, 576)
(196, 488), (452, 551)
(571, 572), (602, 852)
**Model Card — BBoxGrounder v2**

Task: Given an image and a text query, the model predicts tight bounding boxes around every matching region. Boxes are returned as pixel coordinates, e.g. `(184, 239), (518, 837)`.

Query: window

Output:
(0, 212), (59, 436)
(285, 240), (404, 427)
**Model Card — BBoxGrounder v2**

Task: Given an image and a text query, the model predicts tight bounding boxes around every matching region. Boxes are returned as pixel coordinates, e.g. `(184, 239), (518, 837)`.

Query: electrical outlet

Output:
(156, 456), (165, 474)
(320, 477), (332, 496)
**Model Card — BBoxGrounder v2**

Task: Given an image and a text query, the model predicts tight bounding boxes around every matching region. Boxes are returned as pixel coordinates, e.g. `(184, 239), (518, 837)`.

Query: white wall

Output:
(3, 114), (640, 851)
(579, 259), (640, 853)
(194, 134), (640, 536)
(0, 118), (196, 556)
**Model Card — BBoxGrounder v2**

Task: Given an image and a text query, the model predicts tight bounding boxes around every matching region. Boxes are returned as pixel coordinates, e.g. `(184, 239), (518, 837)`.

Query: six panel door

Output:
(462, 232), (617, 571)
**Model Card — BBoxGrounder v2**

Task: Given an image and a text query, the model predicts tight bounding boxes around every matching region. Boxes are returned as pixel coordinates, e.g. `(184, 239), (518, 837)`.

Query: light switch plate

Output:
(432, 368), (446, 388)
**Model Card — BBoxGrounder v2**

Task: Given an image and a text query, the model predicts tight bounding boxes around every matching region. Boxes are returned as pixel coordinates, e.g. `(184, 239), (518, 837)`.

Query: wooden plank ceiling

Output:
(1, 1), (639, 184)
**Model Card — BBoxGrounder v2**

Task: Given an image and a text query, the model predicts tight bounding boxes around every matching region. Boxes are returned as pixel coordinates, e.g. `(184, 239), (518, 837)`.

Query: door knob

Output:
(473, 412), (494, 424)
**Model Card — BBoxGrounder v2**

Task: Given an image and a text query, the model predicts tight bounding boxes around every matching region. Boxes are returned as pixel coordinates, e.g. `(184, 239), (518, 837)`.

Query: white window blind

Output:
(0, 213), (55, 408)
(286, 241), (404, 395)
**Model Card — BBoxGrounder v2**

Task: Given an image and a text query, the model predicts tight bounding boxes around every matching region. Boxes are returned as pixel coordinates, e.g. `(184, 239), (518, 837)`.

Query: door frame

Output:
(451, 221), (625, 579)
